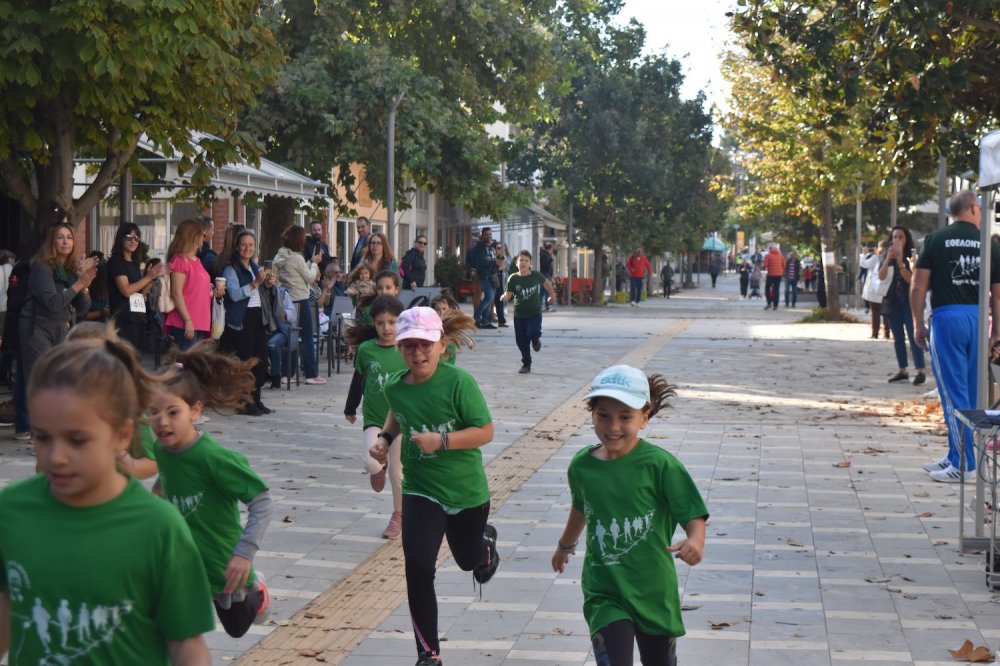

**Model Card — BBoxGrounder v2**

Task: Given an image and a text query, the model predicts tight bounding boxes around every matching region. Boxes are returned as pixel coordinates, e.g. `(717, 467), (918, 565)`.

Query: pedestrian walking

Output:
(783, 250), (801, 307)
(879, 226), (926, 385)
(368, 307), (499, 666)
(344, 295), (409, 539)
(552, 365), (708, 666)
(761, 244), (785, 310)
(626, 249), (653, 306)
(0, 333), (214, 663)
(499, 250), (555, 374)
(148, 340), (274, 637)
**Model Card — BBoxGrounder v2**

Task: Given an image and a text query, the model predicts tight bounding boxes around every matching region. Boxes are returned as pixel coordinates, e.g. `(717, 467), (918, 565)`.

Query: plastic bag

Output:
(211, 298), (225, 340)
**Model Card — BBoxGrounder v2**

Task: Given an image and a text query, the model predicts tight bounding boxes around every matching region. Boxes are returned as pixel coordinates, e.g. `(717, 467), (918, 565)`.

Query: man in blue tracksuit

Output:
(911, 190), (1000, 482)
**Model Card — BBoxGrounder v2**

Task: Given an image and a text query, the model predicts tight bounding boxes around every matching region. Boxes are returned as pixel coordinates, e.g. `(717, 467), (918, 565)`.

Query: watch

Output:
(378, 431), (394, 446)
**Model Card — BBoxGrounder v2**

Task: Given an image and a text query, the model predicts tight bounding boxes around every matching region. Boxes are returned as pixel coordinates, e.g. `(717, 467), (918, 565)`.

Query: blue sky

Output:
(618, 0), (736, 115)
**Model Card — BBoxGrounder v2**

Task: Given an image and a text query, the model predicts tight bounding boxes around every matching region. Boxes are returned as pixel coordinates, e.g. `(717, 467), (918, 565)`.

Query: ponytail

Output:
(165, 340), (255, 411)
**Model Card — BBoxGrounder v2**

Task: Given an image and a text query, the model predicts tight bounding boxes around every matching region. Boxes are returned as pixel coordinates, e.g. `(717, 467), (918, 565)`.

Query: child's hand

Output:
(223, 555), (252, 594)
(345, 414), (356, 424)
(369, 441), (388, 465)
(551, 545), (573, 573)
(411, 431), (443, 454)
(667, 538), (703, 566)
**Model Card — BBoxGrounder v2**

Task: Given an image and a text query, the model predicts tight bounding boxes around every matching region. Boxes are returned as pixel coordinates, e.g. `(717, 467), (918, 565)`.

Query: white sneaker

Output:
(922, 456), (950, 472)
(928, 465), (975, 483)
(304, 376), (327, 385)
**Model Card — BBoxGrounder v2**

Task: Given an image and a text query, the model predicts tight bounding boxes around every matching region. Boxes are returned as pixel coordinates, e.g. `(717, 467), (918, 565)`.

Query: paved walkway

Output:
(2, 274), (998, 665)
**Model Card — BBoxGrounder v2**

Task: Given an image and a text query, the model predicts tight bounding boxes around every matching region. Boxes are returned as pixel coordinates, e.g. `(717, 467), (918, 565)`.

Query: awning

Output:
(702, 237), (727, 252)
(133, 131), (328, 201)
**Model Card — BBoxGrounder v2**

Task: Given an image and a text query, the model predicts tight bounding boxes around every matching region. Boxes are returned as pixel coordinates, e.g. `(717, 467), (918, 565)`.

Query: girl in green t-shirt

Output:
(552, 364), (708, 666)
(368, 306), (493, 666)
(344, 295), (408, 539)
(0, 329), (215, 665)
(430, 290), (462, 363)
(148, 341), (274, 639)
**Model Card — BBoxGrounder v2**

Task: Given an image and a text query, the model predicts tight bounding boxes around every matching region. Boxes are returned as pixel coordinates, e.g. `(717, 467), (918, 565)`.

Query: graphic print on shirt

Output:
(5, 559), (135, 663)
(948, 245), (981, 286)
(584, 501), (655, 566)
(365, 359), (392, 393)
(513, 281), (540, 301)
(395, 411), (456, 461)
(167, 491), (204, 517)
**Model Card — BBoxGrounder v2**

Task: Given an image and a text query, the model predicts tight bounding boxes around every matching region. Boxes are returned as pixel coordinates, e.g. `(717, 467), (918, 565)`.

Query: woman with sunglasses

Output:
(399, 236), (428, 289)
(108, 223), (167, 351)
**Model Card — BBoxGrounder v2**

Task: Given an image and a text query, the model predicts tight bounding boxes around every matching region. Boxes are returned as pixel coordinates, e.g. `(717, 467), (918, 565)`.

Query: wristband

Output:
(440, 431), (449, 451)
(558, 540), (577, 551)
(378, 431), (394, 446)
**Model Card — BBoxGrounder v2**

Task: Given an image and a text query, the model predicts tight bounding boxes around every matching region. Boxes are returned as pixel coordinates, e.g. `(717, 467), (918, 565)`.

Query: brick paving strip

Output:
(237, 319), (693, 665)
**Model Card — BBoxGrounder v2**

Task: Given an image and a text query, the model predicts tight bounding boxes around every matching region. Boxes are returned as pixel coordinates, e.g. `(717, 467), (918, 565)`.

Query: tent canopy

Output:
(702, 237), (727, 252)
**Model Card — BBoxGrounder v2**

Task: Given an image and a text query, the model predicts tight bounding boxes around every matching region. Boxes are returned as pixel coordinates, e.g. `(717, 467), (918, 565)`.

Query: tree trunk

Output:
(820, 186), (840, 319)
(260, 196), (295, 261)
(590, 219), (606, 305)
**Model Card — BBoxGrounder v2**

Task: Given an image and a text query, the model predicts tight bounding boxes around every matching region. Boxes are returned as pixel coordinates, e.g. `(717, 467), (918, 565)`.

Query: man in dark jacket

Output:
(467, 227), (497, 328)
(304, 220), (333, 273)
(399, 235), (428, 288)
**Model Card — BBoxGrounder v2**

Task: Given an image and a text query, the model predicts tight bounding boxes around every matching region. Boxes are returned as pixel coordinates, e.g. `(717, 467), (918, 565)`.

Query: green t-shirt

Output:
(154, 433), (269, 595)
(137, 421), (157, 460)
(568, 440), (708, 637)
(506, 270), (546, 318)
(384, 362), (492, 509)
(916, 220), (1000, 310)
(443, 342), (458, 364)
(355, 339), (409, 428)
(0, 475), (214, 665)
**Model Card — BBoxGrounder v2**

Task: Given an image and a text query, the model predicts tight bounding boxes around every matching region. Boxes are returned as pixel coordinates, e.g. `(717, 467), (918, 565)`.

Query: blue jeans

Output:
(929, 305), (977, 471)
(629, 277), (643, 304)
(267, 330), (298, 377)
(886, 292), (925, 371)
(514, 315), (542, 367)
(167, 326), (205, 351)
(474, 277), (496, 325)
(784, 279), (798, 306)
(297, 300), (318, 378)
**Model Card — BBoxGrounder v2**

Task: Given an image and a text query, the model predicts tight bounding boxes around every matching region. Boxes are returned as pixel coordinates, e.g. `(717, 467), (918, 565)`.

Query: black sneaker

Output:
(269, 376), (282, 389)
(531, 338), (541, 352)
(255, 403), (273, 415)
(480, 323), (497, 330)
(888, 371), (909, 383)
(237, 403), (263, 416)
(518, 364), (530, 374)
(913, 372), (926, 386)
(473, 524), (500, 584)
(415, 654), (442, 666)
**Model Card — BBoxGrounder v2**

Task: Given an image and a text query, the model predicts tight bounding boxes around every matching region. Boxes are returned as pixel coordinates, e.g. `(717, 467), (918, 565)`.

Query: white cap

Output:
(582, 365), (650, 409)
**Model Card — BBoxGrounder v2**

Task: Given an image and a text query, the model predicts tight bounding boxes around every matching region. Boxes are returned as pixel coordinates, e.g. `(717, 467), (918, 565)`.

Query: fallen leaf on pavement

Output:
(918, 512), (934, 518)
(710, 621), (731, 630)
(833, 461), (851, 468)
(298, 648), (322, 657)
(681, 604), (700, 611)
(948, 639), (995, 662)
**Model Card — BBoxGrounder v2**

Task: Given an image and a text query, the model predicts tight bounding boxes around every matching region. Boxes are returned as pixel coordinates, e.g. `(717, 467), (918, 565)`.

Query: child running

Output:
(344, 295), (408, 539)
(552, 365), (708, 666)
(499, 250), (555, 374)
(147, 341), (274, 638)
(368, 307), (494, 666)
(429, 291), (461, 364)
(0, 330), (214, 664)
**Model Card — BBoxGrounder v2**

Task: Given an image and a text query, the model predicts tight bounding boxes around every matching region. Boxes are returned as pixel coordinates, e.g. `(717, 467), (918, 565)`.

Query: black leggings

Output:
(592, 620), (677, 666)
(402, 494), (490, 657)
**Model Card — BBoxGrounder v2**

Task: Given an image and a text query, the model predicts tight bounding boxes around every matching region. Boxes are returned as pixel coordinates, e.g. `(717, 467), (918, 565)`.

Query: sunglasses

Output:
(124, 235), (140, 242)
(416, 240), (427, 246)
(398, 340), (435, 354)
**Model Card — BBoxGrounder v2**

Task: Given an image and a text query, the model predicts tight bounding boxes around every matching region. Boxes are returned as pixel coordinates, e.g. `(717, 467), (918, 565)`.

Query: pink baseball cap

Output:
(396, 306), (443, 343)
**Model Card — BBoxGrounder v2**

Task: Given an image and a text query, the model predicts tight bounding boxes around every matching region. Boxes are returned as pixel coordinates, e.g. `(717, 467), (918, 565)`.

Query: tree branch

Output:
(952, 13), (1000, 37)
(74, 129), (141, 219)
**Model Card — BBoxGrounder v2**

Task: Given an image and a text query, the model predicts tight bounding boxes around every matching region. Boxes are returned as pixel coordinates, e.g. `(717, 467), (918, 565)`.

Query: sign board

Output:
(980, 129), (1000, 190)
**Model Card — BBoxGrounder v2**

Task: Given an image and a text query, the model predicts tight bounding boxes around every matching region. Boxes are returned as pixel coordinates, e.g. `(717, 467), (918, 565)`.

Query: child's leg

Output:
(635, 630), (677, 666)
(443, 501), (491, 571)
(402, 494), (448, 658)
(526, 313), (542, 345)
(592, 620), (636, 666)
(213, 586), (265, 638)
(362, 426), (384, 475)
(513, 317), (531, 367)
(388, 433), (403, 513)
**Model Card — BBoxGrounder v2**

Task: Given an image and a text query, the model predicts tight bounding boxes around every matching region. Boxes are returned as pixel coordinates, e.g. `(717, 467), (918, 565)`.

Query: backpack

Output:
(154, 274), (175, 314)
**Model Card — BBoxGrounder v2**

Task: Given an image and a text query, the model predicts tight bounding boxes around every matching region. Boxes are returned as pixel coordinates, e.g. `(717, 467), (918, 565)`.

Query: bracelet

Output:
(378, 431), (394, 446)
(558, 539), (577, 551)
(440, 431), (449, 451)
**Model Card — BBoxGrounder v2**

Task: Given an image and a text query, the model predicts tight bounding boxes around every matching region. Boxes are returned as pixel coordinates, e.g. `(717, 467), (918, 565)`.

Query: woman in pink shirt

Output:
(165, 219), (212, 349)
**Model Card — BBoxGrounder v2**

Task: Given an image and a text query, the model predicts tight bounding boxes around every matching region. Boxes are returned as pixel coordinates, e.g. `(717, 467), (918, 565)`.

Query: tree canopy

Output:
(0, 0), (281, 233)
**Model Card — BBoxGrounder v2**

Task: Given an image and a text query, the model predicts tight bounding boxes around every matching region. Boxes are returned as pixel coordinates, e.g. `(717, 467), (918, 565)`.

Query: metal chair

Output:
(327, 295), (355, 375)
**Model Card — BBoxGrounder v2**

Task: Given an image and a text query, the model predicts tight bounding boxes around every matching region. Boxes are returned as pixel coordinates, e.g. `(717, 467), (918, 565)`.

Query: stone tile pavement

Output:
(2, 273), (998, 665)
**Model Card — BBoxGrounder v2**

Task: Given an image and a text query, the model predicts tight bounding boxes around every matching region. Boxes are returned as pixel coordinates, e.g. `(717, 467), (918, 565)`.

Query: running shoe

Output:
(929, 465), (975, 483)
(370, 466), (386, 492)
(305, 376), (327, 385)
(473, 524), (500, 584)
(415, 653), (442, 665)
(253, 573), (271, 625)
(382, 511), (402, 539)
(532, 338), (541, 352)
(922, 456), (950, 472)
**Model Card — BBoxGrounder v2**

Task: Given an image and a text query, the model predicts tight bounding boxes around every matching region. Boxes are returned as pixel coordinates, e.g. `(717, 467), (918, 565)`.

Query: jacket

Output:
(399, 248), (427, 287)
(762, 248), (785, 277)
(273, 247), (318, 302)
(626, 254), (653, 279)
(221, 261), (260, 331)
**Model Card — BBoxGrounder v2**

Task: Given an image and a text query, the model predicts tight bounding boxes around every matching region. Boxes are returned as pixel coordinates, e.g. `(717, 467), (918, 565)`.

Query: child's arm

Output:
(166, 635), (211, 665)
(344, 370), (364, 423)
(551, 507), (586, 573)
(223, 490), (274, 594)
(410, 423), (493, 455)
(667, 516), (706, 566)
(0, 591), (9, 656)
(369, 412), (399, 465)
(498, 289), (514, 302)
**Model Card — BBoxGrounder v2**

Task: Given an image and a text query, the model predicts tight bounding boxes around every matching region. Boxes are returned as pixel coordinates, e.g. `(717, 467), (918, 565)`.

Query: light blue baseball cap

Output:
(583, 365), (650, 409)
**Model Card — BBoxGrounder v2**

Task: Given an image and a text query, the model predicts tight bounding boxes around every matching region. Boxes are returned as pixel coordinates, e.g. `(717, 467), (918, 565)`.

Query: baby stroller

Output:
(748, 268), (762, 299)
